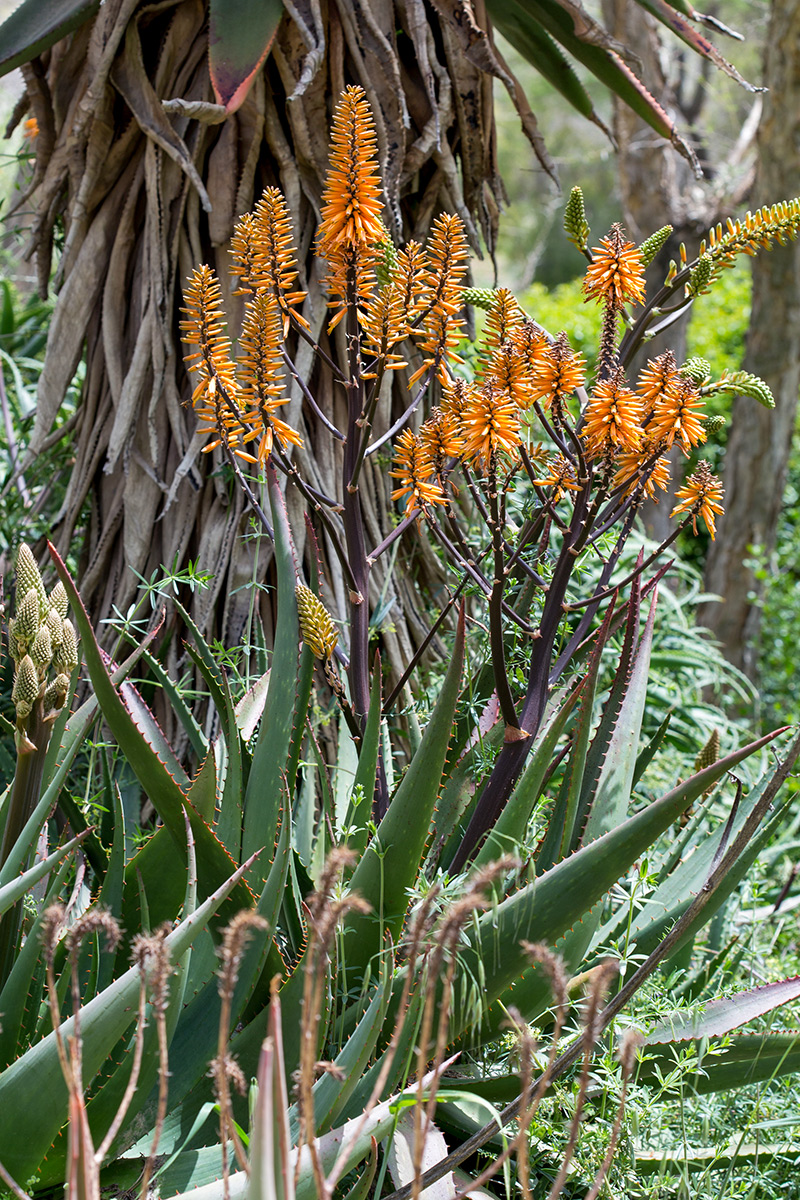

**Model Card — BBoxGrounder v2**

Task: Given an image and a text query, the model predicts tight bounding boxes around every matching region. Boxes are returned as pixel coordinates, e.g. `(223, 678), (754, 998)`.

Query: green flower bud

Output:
(54, 618), (79, 675)
(43, 674), (70, 714)
(30, 624), (53, 670)
(703, 414), (726, 434)
(12, 654), (40, 712)
(687, 255), (713, 297)
(16, 544), (47, 616)
(680, 357), (712, 385)
(46, 607), (64, 647)
(638, 225), (673, 268)
(563, 186), (590, 253)
(296, 584), (338, 659)
(13, 588), (42, 654)
(49, 581), (69, 620)
(462, 287), (498, 312)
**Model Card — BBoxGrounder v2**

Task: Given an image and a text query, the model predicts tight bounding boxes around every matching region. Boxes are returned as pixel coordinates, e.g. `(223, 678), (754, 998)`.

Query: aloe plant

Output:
(1, 86), (800, 1200)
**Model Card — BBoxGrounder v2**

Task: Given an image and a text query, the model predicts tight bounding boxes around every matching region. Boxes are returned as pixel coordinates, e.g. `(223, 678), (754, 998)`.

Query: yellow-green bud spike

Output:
(694, 727), (720, 774)
(722, 370), (775, 409)
(43, 674), (70, 715)
(375, 223), (399, 288)
(462, 286), (498, 312)
(49, 581), (69, 620)
(680, 357), (712, 385)
(14, 588), (41, 650)
(687, 255), (713, 297)
(30, 625), (53, 670)
(46, 607), (64, 647)
(296, 583), (338, 660)
(703, 414), (726, 434)
(638, 225), (672, 268)
(563, 186), (590, 253)
(54, 618), (79, 675)
(16, 544), (47, 615)
(12, 654), (40, 708)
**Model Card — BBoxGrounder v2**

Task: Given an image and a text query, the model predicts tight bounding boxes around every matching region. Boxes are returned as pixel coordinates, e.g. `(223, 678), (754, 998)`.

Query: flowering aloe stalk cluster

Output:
(4, 85), (800, 1200)
(179, 84), (784, 853)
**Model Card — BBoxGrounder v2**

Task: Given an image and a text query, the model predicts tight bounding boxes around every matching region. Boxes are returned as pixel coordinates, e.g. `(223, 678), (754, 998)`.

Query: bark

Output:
(699, 0), (800, 674)
(9, 0), (546, 707)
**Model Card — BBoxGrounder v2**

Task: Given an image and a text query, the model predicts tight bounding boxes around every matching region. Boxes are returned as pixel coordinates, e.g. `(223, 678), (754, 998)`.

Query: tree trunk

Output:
(12, 0), (544, 703)
(699, 0), (800, 676)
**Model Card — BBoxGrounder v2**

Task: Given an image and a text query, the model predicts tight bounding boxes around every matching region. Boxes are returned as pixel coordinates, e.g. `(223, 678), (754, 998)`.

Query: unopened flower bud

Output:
(43, 674), (70, 714)
(12, 654), (40, 712)
(46, 607), (64, 647)
(16, 544), (47, 615)
(14, 588), (41, 650)
(49, 581), (69, 620)
(54, 618), (79, 675)
(30, 624), (53, 670)
(296, 583), (338, 659)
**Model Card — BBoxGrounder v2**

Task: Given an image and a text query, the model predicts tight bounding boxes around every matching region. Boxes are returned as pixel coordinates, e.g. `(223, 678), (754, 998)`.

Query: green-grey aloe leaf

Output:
(208, 0), (283, 111)
(451, 728), (787, 1042)
(0, 849), (260, 1182)
(0, 0), (99, 78)
(48, 544), (252, 913)
(341, 606), (465, 979)
(242, 464), (300, 889)
(644, 976), (800, 1044)
(0, 828), (91, 916)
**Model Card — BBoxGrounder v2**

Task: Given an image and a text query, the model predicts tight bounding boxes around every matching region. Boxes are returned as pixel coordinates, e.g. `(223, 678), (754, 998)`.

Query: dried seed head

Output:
(16, 544), (47, 614)
(49, 580), (69, 620)
(66, 909), (121, 958)
(296, 583), (338, 659)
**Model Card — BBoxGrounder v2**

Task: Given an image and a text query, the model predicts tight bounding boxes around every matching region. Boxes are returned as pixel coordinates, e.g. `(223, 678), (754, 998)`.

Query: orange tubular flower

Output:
(637, 351), (680, 417)
(613, 444), (672, 499)
(534, 454), (579, 500)
(359, 281), (409, 375)
(582, 368), (643, 460)
(648, 376), (707, 455)
(317, 86), (385, 330)
(394, 241), (431, 325)
(583, 225), (646, 308)
(529, 331), (586, 413)
(411, 212), (469, 385)
(390, 429), (445, 514)
(238, 292), (303, 463)
(461, 381), (521, 472)
(180, 265), (247, 457)
(252, 187), (309, 330)
(483, 288), (526, 355)
(419, 406), (464, 468)
(671, 460), (725, 538)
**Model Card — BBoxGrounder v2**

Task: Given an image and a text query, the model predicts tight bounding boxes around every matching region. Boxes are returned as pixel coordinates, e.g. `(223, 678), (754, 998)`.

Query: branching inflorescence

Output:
(180, 85), (790, 850)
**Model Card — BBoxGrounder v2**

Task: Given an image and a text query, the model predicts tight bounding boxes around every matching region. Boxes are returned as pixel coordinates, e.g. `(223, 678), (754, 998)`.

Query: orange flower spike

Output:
(483, 288), (526, 354)
(637, 350), (681, 418)
(419, 406), (464, 466)
(461, 381), (521, 472)
(317, 86), (385, 254)
(413, 213), (469, 384)
(582, 368), (643, 460)
(394, 241), (431, 324)
(251, 187), (309, 330)
(317, 86), (384, 329)
(529, 331), (586, 412)
(649, 376), (707, 455)
(359, 281), (409, 371)
(485, 342), (531, 408)
(671, 460), (725, 538)
(230, 213), (261, 295)
(534, 454), (579, 500)
(180, 265), (238, 406)
(613, 444), (672, 499)
(583, 224), (646, 308)
(390, 429), (445, 514)
(440, 377), (475, 425)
